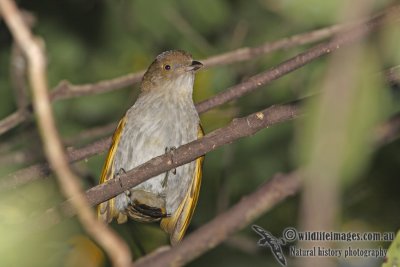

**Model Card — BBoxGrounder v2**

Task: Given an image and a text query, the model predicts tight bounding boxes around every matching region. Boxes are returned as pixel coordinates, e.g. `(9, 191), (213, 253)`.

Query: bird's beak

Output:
(186, 60), (203, 72)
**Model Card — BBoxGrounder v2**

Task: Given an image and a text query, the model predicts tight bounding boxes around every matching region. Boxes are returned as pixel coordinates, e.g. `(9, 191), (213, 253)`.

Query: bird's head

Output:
(141, 50), (203, 93)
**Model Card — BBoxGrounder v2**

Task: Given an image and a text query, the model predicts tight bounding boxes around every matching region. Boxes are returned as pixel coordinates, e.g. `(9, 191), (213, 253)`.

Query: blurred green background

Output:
(0, 0), (399, 266)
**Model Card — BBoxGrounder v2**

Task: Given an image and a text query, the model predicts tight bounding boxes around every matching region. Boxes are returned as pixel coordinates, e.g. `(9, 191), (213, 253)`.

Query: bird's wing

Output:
(160, 125), (204, 245)
(97, 115), (128, 223)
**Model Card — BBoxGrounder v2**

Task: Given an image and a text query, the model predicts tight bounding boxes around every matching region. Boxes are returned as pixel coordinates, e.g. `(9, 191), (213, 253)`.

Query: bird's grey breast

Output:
(113, 91), (199, 214)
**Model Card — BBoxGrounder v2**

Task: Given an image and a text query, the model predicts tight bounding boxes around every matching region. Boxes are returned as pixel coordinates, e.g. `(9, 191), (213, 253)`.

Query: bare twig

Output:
(0, 109), (30, 135)
(0, 1), (132, 267)
(0, 136), (111, 191)
(196, 5), (400, 113)
(0, 125), (114, 192)
(0, 15), (376, 136)
(201, 23), (349, 67)
(134, 172), (301, 267)
(50, 72), (145, 101)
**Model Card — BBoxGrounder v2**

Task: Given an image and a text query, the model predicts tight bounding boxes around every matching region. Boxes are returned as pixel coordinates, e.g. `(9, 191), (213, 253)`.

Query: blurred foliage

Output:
(382, 231), (400, 267)
(0, 1), (399, 267)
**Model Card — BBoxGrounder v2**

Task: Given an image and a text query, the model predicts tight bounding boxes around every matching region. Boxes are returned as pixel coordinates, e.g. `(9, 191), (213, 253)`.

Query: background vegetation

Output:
(0, 0), (399, 266)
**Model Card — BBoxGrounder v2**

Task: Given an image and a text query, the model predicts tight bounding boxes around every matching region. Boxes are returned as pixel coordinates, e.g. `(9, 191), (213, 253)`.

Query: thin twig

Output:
(0, 125), (114, 192)
(202, 24), (349, 67)
(50, 72), (145, 101)
(134, 172), (301, 267)
(0, 1), (132, 267)
(196, 5), (400, 113)
(0, 136), (111, 191)
(48, 22), (351, 101)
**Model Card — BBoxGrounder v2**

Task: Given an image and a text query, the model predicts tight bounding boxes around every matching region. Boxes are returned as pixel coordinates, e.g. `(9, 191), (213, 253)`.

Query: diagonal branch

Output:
(0, 109), (30, 135)
(196, 5), (400, 113)
(0, 1), (132, 267)
(0, 136), (111, 191)
(46, 22), (351, 101)
(78, 103), (300, 210)
(55, 104), (400, 219)
(50, 72), (145, 101)
(134, 171), (302, 267)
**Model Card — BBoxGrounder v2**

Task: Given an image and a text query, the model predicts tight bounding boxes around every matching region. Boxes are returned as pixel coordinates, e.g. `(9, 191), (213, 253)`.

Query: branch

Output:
(196, 5), (400, 113)
(47, 22), (351, 101)
(54, 100), (400, 222)
(50, 72), (145, 101)
(81, 104), (300, 209)
(201, 23), (349, 67)
(0, 135), (111, 191)
(134, 172), (301, 267)
(0, 14), (377, 136)
(0, 1), (131, 267)
(0, 109), (30, 135)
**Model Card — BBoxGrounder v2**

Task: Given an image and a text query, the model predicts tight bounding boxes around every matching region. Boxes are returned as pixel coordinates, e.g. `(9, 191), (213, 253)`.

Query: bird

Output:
(97, 50), (204, 245)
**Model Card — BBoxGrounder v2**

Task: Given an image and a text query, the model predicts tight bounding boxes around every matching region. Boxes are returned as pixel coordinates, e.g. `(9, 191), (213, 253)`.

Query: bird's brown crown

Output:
(141, 50), (202, 91)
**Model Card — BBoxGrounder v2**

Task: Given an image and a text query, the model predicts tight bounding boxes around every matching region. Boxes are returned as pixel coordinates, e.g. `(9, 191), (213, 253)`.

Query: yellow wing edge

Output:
(97, 115), (127, 223)
(160, 124), (205, 245)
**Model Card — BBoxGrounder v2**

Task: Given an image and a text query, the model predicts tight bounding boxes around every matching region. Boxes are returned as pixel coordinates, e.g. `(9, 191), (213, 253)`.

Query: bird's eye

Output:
(164, 64), (171, 70)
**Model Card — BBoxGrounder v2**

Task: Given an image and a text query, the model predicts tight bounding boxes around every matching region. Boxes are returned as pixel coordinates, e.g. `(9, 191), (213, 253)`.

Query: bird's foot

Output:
(162, 146), (177, 188)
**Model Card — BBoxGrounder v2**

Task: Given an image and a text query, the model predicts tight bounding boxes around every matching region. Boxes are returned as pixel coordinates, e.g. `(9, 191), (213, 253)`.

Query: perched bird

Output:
(97, 50), (204, 245)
